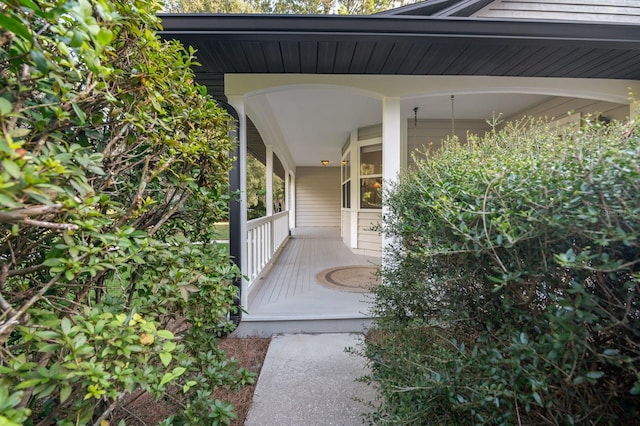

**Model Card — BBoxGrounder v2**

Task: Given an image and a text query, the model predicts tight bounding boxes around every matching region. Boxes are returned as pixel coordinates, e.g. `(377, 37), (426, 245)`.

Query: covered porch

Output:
(157, 8), (640, 335)
(223, 75), (639, 336)
(234, 226), (379, 336)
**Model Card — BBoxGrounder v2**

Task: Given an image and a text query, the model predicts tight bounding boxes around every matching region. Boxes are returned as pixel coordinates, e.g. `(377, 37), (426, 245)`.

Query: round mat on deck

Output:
(316, 265), (380, 293)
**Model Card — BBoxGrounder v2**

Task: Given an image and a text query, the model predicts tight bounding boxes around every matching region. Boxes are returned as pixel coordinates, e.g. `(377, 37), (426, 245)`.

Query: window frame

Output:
(358, 138), (383, 211)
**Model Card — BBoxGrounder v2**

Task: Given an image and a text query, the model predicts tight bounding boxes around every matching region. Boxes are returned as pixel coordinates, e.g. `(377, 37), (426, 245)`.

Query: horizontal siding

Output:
(342, 211), (351, 246)
(358, 124), (382, 140)
(473, 0), (640, 23)
(358, 212), (381, 255)
(507, 97), (630, 123)
(296, 167), (341, 228)
(407, 119), (491, 168)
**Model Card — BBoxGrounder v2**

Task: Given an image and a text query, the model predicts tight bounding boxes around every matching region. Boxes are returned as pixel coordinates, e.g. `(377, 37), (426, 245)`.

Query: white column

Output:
(382, 97), (402, 261)
(266, 145), (273, 216)
(284, 170), (290, 213)
(349, 129), (358, 249)
(227, 96), (249, 310)
(289, 172), (296, 229)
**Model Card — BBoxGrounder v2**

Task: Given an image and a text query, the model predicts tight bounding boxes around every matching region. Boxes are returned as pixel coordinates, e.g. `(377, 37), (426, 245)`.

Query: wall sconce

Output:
(341, 160), (349, 166)
(320, 160), (329, 167)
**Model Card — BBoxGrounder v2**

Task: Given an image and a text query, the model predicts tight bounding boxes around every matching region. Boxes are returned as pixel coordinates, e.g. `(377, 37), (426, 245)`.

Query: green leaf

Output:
(586, 371), (604, 380)
(96, 28), (113, 46)
(159, 352), (172, 367)
(0, 415), (21, 426)
(0, 14), (32, 43)
(42, 258), (62, 267)
(0, 98), (12, 116)
(61, 317), (71, 335)
(156, 330), (174, 339)
(59, 384), (72, 403)
(159, 372), (174, 386)
(532, 391), (542, 406)
(2, 160), (21, 179)
(172, 367), (186, 377)
(70, 30), (84, 48)
(30, 49), (50, 73)
(0, 192), (20, 208)
(37, 343), (61, 353)
(10, 127), (31, 138)
(16, 378), (44, 389)
(72, 103), (86, 124)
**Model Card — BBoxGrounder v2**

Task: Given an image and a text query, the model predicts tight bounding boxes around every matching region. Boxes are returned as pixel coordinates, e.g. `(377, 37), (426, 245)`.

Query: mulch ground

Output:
(112, 337), (271, 425)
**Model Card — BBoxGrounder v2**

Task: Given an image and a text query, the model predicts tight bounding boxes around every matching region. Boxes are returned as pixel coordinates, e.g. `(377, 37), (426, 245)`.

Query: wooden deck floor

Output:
(245, 227), (380, 321)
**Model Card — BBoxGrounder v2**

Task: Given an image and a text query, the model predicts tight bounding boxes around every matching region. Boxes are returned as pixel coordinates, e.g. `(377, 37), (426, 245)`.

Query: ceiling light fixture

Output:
(321, 160), (329, 166)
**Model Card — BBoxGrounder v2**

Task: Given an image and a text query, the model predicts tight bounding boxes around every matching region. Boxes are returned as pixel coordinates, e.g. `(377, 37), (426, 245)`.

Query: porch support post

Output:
(284, 169), (290, 213)
(289, 172), (296, 229)
(349, 129), (358, 249)
(382, 97), (401, 262)
(266, 144), (273, 216)
(227, 96), (249, 311)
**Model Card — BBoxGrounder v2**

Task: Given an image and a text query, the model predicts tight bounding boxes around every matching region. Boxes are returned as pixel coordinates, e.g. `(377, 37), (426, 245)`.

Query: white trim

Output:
(284, 169), (290, 214)
(226, 74), (639, 105)
(288, 172), (296, 229)
(357, 137), (383, 211)
(382, 97), (401, 261)
(632, 101), (640, 120)
(244, 96), (296, 172)
(349, 130), (358, 248)
(266, 144), (273, 216)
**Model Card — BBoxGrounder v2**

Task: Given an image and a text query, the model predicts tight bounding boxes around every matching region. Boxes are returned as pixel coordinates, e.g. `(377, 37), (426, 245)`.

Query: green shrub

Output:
(367, 116), (640, 425)
(0, 0), (246, 424)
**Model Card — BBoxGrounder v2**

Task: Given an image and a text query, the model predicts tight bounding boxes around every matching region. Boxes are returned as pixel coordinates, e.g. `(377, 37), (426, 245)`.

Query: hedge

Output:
(367, 116), (640, 425)
(0, 0), (247, 424)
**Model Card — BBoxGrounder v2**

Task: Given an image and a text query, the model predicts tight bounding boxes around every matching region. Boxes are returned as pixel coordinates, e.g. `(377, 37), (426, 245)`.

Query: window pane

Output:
(341, 159), (351, 183)
(342, 182), (351, 209)
(360, 177), (382, 209)
(360, 144), (382, 176)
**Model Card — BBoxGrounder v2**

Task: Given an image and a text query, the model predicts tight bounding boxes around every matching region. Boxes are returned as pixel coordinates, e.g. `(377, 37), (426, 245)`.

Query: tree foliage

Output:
(0, 0), (248, 424)
(164, 0), (412, 15)
(366, 117), (640, 424)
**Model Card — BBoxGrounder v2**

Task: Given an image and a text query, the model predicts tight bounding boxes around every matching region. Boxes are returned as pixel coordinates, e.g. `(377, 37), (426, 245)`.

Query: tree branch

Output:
(0, 272), (63, 344)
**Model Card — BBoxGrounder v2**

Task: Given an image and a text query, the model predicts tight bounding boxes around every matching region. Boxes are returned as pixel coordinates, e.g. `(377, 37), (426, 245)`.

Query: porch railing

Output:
(247, 211), (290, 284)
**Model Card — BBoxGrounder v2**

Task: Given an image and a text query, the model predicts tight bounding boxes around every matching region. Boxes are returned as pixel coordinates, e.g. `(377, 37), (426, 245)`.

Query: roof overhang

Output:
(159, 14), (640, 79)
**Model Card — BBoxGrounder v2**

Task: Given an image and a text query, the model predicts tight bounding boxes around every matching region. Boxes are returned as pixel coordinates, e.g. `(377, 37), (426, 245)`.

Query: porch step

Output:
(231, 315), (374, 337)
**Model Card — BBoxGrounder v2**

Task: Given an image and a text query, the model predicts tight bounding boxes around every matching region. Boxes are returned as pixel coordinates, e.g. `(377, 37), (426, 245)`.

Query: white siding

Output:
(342, 210), (351, 245)
(358, 212), (382, 256)
(358, 124), (382, 141)
(295, 167), (341, 228)
(507, 97), (630, 123)
(407, 119), (491, 168)
(473, 1), (640, 23)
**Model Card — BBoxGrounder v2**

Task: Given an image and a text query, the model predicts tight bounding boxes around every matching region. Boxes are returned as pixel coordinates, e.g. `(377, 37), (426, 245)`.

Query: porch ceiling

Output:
(159, 13), (640, 169)
(247, 89), (553, 167)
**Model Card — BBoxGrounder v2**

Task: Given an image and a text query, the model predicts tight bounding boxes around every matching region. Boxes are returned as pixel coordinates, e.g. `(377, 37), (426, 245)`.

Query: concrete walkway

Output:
(245, 333), (377, 426)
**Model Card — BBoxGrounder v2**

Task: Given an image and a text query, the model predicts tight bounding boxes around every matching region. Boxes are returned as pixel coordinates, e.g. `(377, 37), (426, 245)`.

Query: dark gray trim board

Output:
(159, 14), (640, 79)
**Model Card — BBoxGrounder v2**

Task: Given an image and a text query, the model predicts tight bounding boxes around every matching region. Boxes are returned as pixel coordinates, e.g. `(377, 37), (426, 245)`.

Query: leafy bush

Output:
(367, 116), (640, 425)
(0, 0), (247, 424)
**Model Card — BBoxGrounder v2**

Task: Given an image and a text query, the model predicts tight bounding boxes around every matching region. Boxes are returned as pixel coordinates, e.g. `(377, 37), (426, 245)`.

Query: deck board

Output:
(246, 227), (380, 320)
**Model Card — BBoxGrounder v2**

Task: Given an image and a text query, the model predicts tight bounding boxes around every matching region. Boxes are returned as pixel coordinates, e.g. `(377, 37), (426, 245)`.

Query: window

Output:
(359, 143), (382, 209)
(341, 151), (351, 209)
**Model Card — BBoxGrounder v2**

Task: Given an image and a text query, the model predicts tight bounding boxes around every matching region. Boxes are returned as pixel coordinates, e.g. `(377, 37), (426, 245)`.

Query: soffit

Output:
(159, 14), (640, 80)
